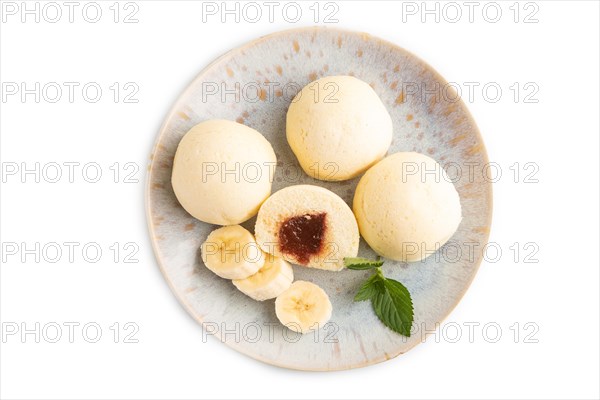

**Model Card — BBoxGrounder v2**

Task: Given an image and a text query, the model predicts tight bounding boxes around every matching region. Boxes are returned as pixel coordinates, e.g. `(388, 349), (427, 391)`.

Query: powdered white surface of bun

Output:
(353, 152), (462, 262)
(172, 120), (276, 225)
(286, 76), (392, 181)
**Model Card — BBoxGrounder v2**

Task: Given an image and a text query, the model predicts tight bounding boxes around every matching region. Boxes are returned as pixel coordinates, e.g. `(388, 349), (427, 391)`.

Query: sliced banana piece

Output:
(201, 225), (264, 279)
(275, 281), (332, 334)
(233, 255), (294, 301)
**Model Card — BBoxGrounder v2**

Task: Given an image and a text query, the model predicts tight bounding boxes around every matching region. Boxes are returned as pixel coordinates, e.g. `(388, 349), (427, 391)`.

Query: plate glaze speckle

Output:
(146, 27), (493, 371)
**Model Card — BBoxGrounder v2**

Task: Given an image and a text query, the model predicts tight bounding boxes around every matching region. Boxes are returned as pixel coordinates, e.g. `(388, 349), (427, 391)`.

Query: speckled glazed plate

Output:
(146, 27), (492, 371)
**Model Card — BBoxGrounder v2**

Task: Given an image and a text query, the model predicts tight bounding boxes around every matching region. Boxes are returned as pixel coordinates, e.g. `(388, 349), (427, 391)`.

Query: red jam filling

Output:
(278, 213), (327, 265)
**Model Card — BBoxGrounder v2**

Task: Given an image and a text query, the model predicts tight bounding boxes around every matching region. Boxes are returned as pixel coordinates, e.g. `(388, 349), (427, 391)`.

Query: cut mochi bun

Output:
(255, 185), (359, 271)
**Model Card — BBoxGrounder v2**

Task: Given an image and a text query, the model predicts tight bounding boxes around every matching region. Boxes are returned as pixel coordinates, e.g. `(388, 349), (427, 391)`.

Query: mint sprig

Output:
(344, 257), (384, 270)
(354, 273), (383, 301)
(344, 257), (414, 337)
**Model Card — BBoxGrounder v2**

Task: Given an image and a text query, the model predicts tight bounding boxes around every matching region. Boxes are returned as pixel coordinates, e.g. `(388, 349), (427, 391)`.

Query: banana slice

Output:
(275, 281), (333, 334)
(232, 255), (294, 301)
(200, 225), (265, 279)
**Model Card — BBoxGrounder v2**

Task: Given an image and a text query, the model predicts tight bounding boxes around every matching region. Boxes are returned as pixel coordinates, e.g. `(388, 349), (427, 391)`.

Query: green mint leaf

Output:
(354, 273), (384, 301)
(344, 257), (384, 270)
(371, 278), (414, 337)
(347, 256), (414, 337)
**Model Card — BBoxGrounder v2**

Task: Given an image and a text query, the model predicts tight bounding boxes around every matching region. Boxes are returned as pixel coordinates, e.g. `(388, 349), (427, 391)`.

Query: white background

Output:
(1, 1), (599, 399)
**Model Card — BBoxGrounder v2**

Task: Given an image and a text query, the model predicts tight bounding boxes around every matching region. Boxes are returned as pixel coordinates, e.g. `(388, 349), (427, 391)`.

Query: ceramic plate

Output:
(146, 27), (492, 371)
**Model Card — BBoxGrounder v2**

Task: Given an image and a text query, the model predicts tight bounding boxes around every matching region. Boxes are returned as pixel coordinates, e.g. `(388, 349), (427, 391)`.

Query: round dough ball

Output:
(353, 152), (462, 262)
(172, 120), (276, 225)
(286, 75), (393, 181)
